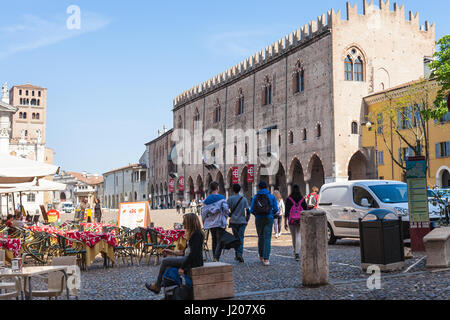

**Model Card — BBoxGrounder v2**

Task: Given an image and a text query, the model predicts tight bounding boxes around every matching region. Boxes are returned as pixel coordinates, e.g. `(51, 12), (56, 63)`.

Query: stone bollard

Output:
(300, 210), (329, 287)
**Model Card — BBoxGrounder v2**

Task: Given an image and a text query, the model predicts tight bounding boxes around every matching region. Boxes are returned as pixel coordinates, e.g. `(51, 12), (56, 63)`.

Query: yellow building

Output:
(362, 79), (450, 188)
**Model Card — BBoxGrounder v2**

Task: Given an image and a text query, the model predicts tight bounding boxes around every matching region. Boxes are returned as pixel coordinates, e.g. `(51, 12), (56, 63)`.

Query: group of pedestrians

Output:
(176, 198), (204, 215)
(145, 180), (320, 296)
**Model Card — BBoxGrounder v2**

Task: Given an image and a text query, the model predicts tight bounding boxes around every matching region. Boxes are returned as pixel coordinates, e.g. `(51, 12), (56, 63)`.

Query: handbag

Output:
(219, 231), (241, 250)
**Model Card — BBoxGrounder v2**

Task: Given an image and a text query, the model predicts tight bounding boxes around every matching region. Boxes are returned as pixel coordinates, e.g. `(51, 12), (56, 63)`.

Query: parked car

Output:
(318, 180), (442, 244)
(60, 202), (74, 214)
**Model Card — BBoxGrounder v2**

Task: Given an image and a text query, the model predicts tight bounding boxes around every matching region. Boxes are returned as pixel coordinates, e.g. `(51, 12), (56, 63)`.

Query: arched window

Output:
(193, 108), (200, 129)
(214, 106), (221, 123)
(19, 112), (23, 119)
(354, 57), (363, 81)
(178, 115), (183, 129)
(316, 124), (322, 138)
(32, 113), (36, 120)
(302, 129), (307, 141)
(262, 76), (272, 106)
(23, 112), (27, 119)
(345, 56), (353, 81)
(36, 113), (40, 120)
(293, 61), (305, 93)
(236, 89), (244, 115)
(351, 121), (358, 134)
(289, 131), (294, 144)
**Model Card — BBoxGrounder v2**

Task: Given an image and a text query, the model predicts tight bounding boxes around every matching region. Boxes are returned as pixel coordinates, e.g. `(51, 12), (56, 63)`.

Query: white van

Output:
(60, 202), (74, 214)
(318, 180), (442, 244)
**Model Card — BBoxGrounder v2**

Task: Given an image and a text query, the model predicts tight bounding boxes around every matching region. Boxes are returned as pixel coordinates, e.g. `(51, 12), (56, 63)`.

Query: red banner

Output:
(178, 176), (184, 192)
(169, 178), (175, 193)
(232, 167), (239, 185)
(247, 165), (254, 184)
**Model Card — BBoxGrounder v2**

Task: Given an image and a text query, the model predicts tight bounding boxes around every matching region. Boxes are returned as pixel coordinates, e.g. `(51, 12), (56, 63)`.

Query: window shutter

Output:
(408, 147), (413, 157)
(435, 143), (440, 159)
(398, 148), (402, 162)
(397, 111), (402, 129)
(446, 141), (450, 157)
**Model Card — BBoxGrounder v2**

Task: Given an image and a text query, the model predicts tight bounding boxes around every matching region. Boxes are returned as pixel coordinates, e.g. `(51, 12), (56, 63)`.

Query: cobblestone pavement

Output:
(35, 209), (450, 300)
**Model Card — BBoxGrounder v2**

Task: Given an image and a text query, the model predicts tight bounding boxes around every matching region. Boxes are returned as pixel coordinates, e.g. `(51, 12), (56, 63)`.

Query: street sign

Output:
(406, 156), (430, 252)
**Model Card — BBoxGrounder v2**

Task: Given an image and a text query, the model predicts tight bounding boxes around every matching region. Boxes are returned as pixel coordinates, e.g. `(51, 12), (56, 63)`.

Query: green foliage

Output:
(428, 35), (450, 120)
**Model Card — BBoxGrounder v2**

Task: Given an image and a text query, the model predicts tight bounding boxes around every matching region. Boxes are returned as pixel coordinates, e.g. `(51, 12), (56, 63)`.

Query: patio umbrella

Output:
(0, 153), (60, 183)
(0, 178), (67, 193)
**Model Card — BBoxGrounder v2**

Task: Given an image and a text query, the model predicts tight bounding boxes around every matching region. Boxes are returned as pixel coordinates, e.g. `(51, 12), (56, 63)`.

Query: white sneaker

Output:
(263, 260), (270, 266)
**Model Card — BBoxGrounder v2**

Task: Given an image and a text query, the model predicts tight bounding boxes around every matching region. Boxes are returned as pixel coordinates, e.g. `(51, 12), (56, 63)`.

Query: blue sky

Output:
(0, 0), (448, 174)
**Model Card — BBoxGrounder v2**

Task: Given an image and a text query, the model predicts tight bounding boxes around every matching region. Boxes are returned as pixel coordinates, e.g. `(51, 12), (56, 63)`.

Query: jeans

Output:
(230, 223), (246, 258)
(255, 216), (274, 260)
(155, 256), (187, 288)
(273, 215), (282, 234)
(289, 224), (301, 255)
(210, 227), (225, 260)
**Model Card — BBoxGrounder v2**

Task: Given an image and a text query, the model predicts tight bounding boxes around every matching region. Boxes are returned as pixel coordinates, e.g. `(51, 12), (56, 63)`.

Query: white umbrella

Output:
(0, 153), (60, 183)
(0, 178), (67, 193)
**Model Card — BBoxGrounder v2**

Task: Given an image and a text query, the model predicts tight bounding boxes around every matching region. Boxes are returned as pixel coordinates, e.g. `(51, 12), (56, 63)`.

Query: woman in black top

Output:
(94, 199), (102, 223)
(146, 213), (204, 294)
(284, 184), (308, 261)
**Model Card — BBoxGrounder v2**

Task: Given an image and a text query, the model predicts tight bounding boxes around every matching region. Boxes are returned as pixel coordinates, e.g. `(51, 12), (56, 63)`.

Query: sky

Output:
(0, 0), (448, 175)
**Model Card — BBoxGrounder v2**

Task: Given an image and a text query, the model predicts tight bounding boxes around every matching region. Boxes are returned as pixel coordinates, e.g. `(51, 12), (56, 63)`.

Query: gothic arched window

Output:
(351, 121), (358, 134)
(354, 57), (364, 81)
(345, 56), (353, 81)
(293, 61), (305, 93)
(193, 108), (200, 129)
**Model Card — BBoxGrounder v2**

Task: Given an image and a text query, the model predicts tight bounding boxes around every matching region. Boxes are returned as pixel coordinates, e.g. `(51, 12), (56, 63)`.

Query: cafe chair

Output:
(24, 256), (78, 300)
(0, 275), (23, 300)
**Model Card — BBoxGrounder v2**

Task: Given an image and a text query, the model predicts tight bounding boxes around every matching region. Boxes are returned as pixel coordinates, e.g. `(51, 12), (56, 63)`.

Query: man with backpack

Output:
(284, 184), (308, 261)
(227, 184), (250, 263)
(249, 181), (278, 266)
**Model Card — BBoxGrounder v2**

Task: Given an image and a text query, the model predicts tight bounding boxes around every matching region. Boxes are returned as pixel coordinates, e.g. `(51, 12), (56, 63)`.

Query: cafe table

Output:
(0, 266), (70, 300)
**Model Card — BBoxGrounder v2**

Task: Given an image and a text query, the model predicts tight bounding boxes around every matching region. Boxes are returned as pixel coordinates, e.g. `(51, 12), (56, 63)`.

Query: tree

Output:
(370, 79), (439, 175)
(426, 35), (450, 121)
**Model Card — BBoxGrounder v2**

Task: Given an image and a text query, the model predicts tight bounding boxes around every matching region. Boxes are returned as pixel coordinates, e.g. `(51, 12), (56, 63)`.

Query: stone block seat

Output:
(423, 227), (450, 268)
(191, 262), (234, 300)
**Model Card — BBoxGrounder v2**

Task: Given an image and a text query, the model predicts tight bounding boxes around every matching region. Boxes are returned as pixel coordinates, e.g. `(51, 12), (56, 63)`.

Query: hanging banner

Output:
(178, 176), (185, 192)
(232, 167), (239, 185)
(169, 178), (175, 193)
(247, 165), (254, 183)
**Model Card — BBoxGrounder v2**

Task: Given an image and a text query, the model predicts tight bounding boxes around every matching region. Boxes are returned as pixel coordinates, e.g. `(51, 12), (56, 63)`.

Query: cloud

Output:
(0, 10), (111, 59)
(204, 30), (280, 59)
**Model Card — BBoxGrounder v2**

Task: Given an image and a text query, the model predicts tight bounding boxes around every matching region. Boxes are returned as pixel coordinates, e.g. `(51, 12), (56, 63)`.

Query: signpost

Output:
(406, 156), (430, 252)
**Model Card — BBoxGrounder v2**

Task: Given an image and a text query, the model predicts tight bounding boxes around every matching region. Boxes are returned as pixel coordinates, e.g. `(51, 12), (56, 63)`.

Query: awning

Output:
(0, 154), (60, 183)
(0, 178), (67, 194)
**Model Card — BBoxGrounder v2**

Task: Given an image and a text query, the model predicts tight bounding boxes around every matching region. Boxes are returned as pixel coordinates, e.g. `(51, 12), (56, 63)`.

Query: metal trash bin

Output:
(359, 209), (405, 272)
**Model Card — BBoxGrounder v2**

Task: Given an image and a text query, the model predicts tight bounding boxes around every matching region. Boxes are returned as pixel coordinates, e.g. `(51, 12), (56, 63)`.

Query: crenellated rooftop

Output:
(173, 0), (434, 109)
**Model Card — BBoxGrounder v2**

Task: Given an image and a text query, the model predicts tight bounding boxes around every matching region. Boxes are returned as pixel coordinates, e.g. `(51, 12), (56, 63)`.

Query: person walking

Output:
(181, 199), (187, 214)
(201, 182), (229, 262)
(284, 184), (308, 261)
(306, 186), (320, 209)
(94, 198), (102, 223)
(227, 184), (250, 263)
(145, 213), (204, 294)
(176, 199), (181, 215)
(273, 190), (285, 239)
(190, 199), (197, 214)
(250, 181), (278, 266)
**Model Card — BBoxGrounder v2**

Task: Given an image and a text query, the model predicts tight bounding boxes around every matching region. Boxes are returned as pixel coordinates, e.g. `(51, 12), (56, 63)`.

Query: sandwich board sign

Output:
(118, 201), (151, 229)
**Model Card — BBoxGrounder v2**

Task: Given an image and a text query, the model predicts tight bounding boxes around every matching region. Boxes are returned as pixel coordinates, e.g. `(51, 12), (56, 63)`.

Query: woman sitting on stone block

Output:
(145, 213), (204, 294)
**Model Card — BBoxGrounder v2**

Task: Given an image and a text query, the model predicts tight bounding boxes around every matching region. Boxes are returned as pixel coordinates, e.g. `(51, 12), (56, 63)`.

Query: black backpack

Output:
(253, 194), (271, 215)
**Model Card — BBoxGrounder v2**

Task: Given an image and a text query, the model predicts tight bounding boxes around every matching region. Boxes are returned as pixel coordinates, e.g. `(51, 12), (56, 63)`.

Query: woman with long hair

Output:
(284, 184), (308, 261)
(145, 213), (204, 294)
(273, 190), (285, 238)
(94, 198), (102, 223)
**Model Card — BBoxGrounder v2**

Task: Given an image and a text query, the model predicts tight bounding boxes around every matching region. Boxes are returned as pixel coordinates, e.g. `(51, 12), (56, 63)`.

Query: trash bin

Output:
(359, 209), (405, 272)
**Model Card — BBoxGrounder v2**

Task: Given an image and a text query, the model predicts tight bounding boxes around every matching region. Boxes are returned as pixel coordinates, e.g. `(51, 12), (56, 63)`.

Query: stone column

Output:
(300, 210), (329, 287)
